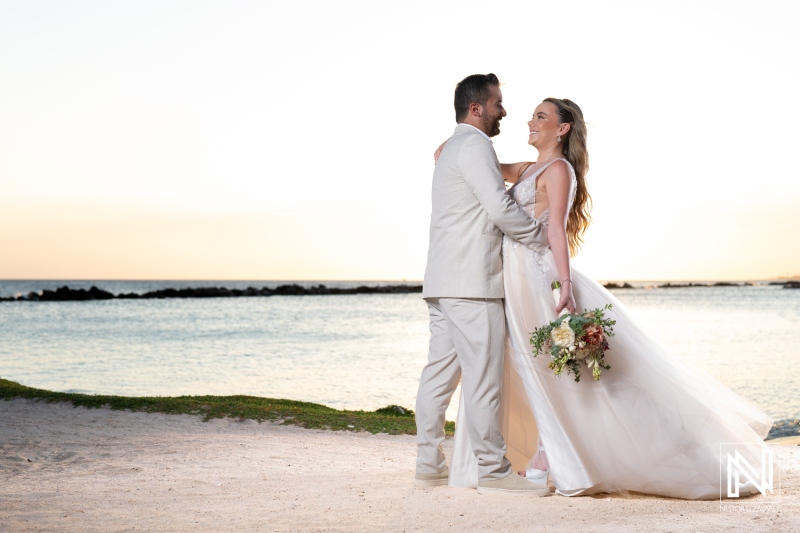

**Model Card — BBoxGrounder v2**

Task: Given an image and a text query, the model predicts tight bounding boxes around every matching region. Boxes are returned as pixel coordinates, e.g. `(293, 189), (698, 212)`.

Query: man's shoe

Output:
(414, 468), (449, 487)
(477, 472), (551, 496)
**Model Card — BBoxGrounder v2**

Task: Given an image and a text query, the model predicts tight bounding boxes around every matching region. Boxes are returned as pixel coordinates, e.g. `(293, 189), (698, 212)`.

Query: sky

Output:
(1, 0), (798, 281)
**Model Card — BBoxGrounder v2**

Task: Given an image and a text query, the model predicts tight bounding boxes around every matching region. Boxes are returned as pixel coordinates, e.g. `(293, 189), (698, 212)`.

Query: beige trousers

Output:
(415, 297), (511, 481)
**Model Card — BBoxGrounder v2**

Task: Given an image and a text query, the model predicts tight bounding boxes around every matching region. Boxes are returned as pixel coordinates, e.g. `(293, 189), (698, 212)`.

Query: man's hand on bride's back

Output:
(434, 140), (448, 164)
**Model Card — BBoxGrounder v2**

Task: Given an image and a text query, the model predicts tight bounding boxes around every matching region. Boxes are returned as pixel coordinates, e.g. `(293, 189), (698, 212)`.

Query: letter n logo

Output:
(723, 444), (773, 497)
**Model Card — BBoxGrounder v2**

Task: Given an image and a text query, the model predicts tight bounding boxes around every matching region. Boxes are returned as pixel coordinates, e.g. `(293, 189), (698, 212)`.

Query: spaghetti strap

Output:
(508, 157), (569, 196)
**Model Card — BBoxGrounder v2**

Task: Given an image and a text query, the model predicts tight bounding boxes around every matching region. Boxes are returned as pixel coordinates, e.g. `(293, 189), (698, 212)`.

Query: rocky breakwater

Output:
(0, 284), (424, 302)
(657, 281), (748, 288)
(602, 282), (634, 289)
(6, 286), (116, 301)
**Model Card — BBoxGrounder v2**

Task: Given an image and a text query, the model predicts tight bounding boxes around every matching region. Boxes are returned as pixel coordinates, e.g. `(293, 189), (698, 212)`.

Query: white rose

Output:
(551, 318), (575, 349)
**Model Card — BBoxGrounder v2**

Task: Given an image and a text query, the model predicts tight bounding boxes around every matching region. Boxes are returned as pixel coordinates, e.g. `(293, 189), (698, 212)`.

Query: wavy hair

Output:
(543, 97), (591, 255)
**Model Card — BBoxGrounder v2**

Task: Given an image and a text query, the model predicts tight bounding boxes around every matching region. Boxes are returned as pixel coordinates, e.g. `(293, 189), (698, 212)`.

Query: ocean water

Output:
(0, 280), (798, 422)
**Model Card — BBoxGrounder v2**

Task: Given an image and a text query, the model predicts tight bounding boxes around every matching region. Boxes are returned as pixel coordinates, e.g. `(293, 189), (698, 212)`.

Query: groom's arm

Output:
(459, 135), (549, 252)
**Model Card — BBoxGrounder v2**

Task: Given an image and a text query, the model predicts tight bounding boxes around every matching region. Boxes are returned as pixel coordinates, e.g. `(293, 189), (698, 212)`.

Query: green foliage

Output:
(0, 378), (454, 436)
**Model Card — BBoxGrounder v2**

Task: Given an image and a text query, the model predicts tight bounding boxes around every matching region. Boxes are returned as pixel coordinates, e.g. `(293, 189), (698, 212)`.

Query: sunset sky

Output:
(1, 1), (798, 281)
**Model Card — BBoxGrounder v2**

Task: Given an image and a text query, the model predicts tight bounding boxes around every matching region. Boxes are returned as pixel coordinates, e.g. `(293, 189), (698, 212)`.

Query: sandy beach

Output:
(1, 398), (797, 532)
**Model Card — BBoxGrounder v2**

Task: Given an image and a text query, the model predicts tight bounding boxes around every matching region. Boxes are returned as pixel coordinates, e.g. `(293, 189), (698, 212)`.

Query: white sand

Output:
(1, 398), (797, 532)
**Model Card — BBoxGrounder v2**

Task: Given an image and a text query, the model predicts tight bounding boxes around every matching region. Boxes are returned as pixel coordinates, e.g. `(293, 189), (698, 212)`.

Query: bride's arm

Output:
(500, 162), (534, 184)
(434, 141), (448, 163)
(543, 161), (576, 314)
(434, 141), (533, 184)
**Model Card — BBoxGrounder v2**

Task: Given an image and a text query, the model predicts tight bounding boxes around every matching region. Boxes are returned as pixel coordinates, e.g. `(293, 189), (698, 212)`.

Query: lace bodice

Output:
(508, 158), (577, 227)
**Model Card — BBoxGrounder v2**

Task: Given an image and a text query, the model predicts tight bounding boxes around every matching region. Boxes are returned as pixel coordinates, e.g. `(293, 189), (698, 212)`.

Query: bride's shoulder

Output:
(551, 158), (574, 172)
(541, 159), (573, 186)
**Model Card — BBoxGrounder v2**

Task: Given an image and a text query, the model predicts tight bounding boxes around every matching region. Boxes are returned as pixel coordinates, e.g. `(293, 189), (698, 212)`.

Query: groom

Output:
(415, 73), (550, 495)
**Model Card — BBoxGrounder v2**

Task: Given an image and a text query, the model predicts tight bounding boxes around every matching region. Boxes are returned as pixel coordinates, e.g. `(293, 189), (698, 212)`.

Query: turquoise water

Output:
(0, 281), (798, 421)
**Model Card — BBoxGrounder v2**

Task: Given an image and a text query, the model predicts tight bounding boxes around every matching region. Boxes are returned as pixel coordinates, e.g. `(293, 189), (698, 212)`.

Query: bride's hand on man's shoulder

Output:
(434, 140), (448, 164)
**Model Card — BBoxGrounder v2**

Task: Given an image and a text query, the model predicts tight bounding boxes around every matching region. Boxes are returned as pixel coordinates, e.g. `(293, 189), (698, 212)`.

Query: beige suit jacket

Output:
(422, 124), (548, 299)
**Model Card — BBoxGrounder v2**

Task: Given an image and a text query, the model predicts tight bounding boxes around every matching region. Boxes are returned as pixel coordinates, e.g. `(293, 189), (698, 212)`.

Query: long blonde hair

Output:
(544, 97), (591, 255)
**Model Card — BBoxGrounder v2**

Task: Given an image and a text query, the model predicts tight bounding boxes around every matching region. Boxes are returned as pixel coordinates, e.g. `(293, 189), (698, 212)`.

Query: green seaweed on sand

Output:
(0, 378), (455, 436)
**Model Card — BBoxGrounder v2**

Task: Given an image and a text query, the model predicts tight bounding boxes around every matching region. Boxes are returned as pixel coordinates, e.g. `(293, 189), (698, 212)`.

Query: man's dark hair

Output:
(454, 73), (500, 122)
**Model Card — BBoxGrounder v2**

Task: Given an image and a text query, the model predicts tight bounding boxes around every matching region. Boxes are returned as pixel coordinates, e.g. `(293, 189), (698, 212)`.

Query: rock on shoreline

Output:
(0, 284), (424, 302)
(766, 418), (800, 440)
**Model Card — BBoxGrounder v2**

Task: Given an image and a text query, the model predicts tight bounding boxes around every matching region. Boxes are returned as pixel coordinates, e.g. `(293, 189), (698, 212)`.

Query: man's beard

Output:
(482, 112), (501, 137)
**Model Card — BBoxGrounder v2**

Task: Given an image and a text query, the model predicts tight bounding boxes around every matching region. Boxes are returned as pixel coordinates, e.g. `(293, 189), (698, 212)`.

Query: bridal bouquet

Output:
(529, 281), (616, 382)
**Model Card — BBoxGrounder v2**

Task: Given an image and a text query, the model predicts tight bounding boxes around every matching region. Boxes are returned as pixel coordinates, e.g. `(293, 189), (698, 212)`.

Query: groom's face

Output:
(480, 85), (506, 137)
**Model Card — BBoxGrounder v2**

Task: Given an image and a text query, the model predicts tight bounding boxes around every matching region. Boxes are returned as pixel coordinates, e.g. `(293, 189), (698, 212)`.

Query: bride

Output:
(440, 97), (773, 499)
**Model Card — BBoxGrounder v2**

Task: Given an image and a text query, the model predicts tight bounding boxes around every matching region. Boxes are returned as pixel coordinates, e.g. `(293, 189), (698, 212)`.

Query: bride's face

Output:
(527, 102), (560, 147)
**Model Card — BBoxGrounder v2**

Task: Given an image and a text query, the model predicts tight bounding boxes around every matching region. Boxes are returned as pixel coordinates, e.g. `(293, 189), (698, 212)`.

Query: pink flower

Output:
(583, 324), (604, 347)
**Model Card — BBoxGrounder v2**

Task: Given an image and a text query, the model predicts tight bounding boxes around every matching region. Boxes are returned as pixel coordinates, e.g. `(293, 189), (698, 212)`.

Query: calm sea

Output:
(0, 280), (798, 422)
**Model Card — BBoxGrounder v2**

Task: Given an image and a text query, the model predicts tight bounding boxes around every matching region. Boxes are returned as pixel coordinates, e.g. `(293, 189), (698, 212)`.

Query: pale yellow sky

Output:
(1, 1), (798, 281)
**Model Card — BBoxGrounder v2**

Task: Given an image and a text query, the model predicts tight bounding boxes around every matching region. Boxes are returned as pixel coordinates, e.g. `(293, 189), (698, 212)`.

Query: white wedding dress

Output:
(449, 159), (773, 499)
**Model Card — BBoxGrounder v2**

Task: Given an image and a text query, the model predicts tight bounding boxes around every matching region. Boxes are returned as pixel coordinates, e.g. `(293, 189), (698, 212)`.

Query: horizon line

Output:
(1, 277), (798, 283)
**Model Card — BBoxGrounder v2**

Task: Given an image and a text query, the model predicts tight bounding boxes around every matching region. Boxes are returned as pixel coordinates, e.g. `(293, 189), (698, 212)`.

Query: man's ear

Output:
(469, 102), (483, 117)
